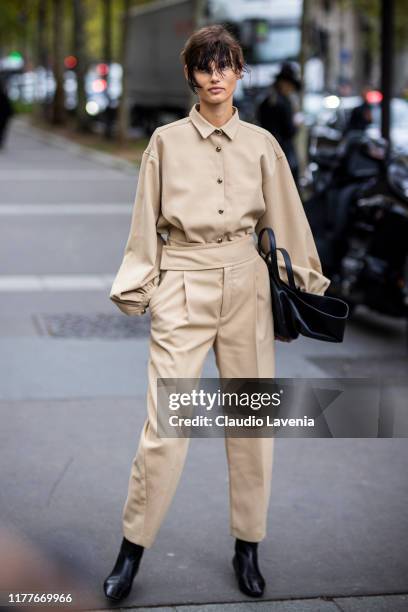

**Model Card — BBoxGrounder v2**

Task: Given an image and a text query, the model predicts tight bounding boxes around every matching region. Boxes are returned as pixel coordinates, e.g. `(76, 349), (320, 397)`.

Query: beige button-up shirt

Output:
(110, 102), (331, 315)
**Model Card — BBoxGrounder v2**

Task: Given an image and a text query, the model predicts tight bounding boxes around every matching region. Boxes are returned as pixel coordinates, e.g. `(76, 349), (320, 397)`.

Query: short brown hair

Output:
(180, 24), (249, 94)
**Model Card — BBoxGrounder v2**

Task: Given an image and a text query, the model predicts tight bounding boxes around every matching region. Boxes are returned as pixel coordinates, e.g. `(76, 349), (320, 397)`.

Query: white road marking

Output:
(0, 204), (133, 214)
(0, 170), (135, 180)
(0, 275), (115, 291)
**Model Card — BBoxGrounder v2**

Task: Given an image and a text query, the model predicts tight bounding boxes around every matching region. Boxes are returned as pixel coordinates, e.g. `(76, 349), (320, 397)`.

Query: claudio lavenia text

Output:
(169, 415), (315, 428)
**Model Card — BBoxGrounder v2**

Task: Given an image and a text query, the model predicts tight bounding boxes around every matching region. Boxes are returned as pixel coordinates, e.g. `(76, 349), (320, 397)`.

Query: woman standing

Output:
(104, 24), (330, 602)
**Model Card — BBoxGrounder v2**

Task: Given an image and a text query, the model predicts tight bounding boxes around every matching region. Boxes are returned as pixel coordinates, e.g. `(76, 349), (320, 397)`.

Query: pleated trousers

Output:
(122, 232), (276, 548)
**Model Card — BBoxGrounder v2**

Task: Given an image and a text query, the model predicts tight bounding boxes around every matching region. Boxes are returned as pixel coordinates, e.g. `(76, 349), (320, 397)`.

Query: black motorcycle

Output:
(304, 131), (408, 321)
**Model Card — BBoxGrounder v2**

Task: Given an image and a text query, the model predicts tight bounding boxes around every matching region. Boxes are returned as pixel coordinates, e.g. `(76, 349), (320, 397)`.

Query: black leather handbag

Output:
(257, 227), (349, 343)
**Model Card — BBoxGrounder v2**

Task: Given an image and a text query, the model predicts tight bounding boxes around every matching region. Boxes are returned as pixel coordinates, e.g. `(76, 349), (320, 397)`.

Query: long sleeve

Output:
(256, 135), (331, 296)
(110, 134), (164, 315)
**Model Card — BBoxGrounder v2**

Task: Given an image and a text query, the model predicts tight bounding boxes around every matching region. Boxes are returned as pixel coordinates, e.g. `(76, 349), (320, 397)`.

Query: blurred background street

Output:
(1, 1), (408, 610)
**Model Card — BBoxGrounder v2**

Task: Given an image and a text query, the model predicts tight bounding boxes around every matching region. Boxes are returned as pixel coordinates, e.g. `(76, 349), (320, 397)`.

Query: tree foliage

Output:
(343, 0), (408, 53)
(0, 0), (154, 64)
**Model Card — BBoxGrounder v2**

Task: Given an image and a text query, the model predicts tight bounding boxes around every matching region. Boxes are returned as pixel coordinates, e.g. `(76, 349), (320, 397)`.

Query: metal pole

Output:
(380, 0), (394, 142)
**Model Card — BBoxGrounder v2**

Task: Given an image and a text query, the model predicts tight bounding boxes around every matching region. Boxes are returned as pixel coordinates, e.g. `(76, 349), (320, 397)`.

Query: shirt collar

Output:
(189, 103), (240, 140)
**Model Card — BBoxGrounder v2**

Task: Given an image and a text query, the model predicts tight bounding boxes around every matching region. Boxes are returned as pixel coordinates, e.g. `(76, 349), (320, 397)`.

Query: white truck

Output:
(126, 0), (304, 131)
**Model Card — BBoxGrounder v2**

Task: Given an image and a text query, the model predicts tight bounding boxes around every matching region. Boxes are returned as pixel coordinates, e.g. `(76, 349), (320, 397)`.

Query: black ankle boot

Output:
(232, 538), (265, 598)
(103, 537), (144, 602)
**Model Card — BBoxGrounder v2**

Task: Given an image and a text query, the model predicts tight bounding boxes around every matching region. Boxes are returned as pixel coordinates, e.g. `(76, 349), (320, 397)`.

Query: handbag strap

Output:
(276, 247), (297, 290)
(258, 227), (297, 290)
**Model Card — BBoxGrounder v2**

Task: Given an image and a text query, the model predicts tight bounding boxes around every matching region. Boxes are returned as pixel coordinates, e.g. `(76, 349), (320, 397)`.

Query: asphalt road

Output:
(0, 119), (407, 611)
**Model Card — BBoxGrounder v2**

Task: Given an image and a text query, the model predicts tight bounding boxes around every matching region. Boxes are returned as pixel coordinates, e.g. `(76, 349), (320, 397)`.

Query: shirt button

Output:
(217, 236), (223, 243)
(217, 177), (223, 183)
(215, 129), (222, 135)
(216, 146), (221, 152)
(218, 209), (224, 214)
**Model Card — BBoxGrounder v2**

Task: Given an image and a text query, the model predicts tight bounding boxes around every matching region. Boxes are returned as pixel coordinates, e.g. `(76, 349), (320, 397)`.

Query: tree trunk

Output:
(52, 0), (65, 125)
(297, 0), (309, 177)
(73, 0), (89, 131)
(35, 0), (48, 122)
(117, 0), (131, 143)
(102, 0), (113, 139)
(299, 0), (310, 109)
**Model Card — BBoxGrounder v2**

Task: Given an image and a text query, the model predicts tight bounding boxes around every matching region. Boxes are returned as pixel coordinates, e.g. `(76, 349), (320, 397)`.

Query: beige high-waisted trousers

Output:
(122, 232), (276, 548)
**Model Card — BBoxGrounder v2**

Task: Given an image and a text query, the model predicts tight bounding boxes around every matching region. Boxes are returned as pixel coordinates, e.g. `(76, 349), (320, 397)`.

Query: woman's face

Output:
(185, 59), (242, 105)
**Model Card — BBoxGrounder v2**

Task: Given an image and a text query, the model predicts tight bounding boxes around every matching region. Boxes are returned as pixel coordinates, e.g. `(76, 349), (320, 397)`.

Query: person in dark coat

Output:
(344, 87), (373, 134)
(256, 63), (301, 186)
(0, 78), (14, 149)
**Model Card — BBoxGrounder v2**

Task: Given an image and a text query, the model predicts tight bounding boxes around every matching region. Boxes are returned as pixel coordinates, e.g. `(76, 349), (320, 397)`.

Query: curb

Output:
(94, 592), (408, 611)
(13, 116), (138, 175)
